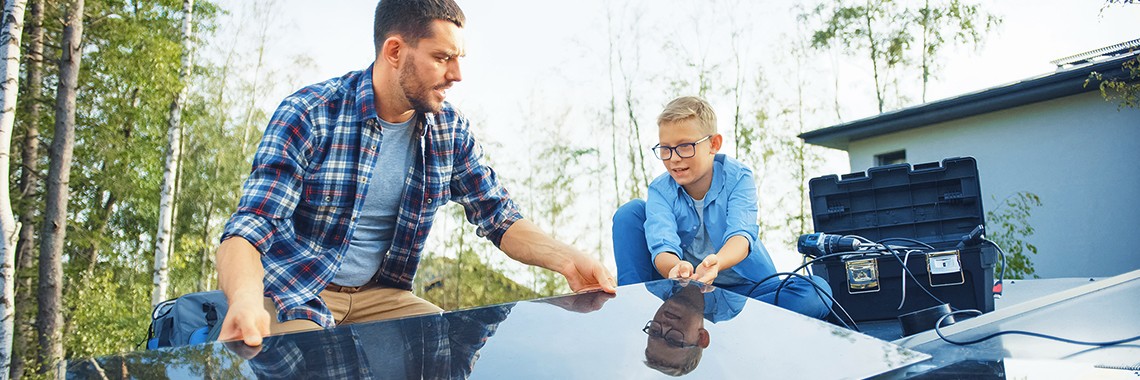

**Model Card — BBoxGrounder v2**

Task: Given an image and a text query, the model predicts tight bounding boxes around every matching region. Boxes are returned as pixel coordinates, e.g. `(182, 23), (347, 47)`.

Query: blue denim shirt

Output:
(644, 154), (776, 284)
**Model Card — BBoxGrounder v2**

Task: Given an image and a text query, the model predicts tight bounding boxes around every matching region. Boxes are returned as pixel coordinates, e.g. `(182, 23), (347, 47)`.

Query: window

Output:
(875, 150), (906, 166)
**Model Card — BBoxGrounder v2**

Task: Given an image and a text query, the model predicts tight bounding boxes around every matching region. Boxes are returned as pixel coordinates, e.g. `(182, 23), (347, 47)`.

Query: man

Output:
(217, 0), (616, 348)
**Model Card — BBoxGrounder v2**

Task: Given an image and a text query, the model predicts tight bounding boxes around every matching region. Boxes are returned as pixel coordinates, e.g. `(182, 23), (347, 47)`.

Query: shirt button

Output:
(325, 196), (332, 202)
(426, 198), (433, 204)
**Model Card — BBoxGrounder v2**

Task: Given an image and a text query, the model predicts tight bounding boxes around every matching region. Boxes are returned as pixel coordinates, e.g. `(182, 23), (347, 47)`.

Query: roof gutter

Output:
(799, 53), (1137, 151)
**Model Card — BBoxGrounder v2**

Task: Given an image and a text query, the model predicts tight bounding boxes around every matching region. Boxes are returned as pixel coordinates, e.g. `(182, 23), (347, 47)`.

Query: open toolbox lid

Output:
(808, 157), (985, 248)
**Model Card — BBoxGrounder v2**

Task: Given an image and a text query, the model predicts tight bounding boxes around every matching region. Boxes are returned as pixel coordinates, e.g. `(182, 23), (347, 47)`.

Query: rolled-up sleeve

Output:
(221, 99), (312, 255)
(448, 119), (522, 247)
(645, 184), (683, 261)
(721, 168), (759, 250)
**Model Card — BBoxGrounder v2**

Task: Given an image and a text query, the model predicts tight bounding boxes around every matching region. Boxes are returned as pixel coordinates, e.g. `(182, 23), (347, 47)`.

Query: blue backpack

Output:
(146, 290), (229, 349)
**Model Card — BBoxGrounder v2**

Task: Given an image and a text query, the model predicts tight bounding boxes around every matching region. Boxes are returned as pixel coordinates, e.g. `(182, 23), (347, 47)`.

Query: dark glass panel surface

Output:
(67, 279), (927, 379)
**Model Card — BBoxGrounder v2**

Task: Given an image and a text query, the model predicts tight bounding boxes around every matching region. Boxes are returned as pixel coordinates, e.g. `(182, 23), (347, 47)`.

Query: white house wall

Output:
(846, 91), (1140, 278)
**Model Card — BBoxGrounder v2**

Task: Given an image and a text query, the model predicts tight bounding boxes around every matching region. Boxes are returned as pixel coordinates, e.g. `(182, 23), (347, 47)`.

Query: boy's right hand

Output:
(667, 261), (696, 279)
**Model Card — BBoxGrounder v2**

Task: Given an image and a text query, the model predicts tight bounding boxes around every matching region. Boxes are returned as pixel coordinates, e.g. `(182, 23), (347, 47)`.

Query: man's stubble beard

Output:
(399, 54), (443, 114)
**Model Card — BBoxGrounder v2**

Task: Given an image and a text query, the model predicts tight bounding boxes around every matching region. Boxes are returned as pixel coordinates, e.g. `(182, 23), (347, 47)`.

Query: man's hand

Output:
(692, 254), (719, 284)
(216, 237), (271, 355)
(500, 219), (617, 294)
(541, 290), (616, 313)
(667, 260), (695, 279)
(218, 297), (271, 354)
(559, 250), (618, 294)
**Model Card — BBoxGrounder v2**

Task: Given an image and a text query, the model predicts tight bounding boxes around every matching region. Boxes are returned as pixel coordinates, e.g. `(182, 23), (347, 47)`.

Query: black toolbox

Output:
(807, 157), (997, 322)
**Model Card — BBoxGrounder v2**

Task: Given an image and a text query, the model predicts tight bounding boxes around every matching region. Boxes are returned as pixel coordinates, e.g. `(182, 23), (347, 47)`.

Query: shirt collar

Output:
(672, 154), (726, 204)
(355, 63), (380, 123)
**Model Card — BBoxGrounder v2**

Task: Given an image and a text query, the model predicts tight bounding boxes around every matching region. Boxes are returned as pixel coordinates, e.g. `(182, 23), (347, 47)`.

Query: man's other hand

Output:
(560, 251), (618, 294)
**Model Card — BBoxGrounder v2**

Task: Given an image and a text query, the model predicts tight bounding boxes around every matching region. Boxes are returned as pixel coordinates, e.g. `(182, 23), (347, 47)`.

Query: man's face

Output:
(398, 19), (465, 114)
(643, 285), (708, 373)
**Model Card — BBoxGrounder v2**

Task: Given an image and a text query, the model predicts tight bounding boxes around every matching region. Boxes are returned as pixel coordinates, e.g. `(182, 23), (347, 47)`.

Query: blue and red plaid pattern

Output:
(222, 64), (522, 327)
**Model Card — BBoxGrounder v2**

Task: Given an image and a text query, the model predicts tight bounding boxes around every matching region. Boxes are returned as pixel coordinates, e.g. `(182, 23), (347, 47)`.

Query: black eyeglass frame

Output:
(650, 135), (713, 160)
(642, 320), (698, 348)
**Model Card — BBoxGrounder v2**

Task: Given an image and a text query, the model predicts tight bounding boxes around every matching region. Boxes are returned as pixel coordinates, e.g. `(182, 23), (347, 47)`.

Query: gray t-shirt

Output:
(686, 197), (748, 287)
(333, 116), (418, 286)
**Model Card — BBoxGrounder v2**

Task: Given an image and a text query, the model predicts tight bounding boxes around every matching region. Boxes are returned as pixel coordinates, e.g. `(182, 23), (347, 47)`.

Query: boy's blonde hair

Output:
(657, 96), (717, 135)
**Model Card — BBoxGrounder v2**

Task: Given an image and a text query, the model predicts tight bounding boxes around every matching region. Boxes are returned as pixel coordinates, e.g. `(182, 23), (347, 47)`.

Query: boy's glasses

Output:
(643, 320), (697, 348)
(651, 135), (712, 160)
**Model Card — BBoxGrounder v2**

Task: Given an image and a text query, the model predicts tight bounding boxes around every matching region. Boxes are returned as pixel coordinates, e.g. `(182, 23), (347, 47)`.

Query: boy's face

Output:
(658, 120), (721, 198)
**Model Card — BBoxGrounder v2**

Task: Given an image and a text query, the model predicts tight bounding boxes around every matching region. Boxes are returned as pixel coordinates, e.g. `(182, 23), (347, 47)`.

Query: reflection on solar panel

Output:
(67, 279), (929, 379)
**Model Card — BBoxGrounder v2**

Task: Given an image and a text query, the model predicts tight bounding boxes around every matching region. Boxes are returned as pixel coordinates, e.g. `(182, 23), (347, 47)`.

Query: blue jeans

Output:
(612, 199), (834, 319)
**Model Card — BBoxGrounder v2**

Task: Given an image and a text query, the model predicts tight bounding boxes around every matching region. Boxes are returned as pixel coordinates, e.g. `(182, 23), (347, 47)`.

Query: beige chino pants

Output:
(264, 283), (443, 335)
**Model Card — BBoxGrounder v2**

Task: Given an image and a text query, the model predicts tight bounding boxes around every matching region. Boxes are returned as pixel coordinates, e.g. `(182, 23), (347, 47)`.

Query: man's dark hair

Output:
(374, 0), (466, 54)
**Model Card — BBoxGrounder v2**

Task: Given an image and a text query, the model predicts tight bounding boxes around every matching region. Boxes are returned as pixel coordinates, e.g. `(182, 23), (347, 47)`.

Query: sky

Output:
(241, 0), (1139, 124)
(209, 0), (1140, 275)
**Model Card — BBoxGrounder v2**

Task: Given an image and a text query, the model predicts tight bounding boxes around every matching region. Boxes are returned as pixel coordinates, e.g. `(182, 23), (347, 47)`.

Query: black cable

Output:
(767, 248), (893, 301)
(934, 310), (1140, 346)
(984, 239), (1006, 297)
(879, 244), (954, 308)
(877, 237), (936, 250)
(748, 250), (877, 297)
(759, 271), (860, 332)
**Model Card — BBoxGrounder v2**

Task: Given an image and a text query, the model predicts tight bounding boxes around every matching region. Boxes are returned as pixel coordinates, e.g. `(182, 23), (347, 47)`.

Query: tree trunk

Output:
(0, 0), (28, 376)
(153, 0), (194, 306)
(11, 0), (44, 377)
(864, 4), (885, 114)
(37, 0), (83, 375)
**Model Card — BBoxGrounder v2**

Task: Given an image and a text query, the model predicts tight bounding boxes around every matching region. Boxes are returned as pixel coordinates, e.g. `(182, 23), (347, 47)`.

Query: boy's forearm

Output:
(715, 235), (750, 271)
(653, 252), (681, 278)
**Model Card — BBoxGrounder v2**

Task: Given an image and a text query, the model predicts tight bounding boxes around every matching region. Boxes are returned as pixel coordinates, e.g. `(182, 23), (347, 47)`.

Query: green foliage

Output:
(803, 0), (999, 110)
(63, 269), (152, 360)
(913, 0), (1000, 101)
(985, 192), (1042, 279)
(416, 255), (540, 311)
(6, 0), (241, 373)
(807, 0), (914, 112)
(1087, 55), (1140, 110)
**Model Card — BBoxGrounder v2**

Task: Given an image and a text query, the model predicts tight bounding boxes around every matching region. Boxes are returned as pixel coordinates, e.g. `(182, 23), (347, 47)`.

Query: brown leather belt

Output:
(325, 283), (366, 294)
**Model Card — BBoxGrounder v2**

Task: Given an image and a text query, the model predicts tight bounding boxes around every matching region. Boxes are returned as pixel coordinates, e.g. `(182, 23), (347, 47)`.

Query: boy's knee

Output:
(613, 199), (647, 226)
(797, 276), (834, 319)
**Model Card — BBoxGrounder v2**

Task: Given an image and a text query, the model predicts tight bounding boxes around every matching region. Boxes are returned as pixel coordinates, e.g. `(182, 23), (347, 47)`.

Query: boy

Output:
(612, 96), (832, 319)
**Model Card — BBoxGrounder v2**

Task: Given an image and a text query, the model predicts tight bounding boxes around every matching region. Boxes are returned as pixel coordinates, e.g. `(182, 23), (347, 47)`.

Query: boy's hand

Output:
(667, 261), (695, 279)
(693, 254), (719, 284)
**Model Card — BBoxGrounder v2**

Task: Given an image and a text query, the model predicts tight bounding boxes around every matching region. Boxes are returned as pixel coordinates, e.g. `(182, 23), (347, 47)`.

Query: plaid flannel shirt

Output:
(222, 64), (522, 327)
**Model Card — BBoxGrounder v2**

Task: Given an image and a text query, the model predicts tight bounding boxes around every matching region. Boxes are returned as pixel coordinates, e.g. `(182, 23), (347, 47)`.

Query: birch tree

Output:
(154, 0), (195, 306)
(11, 1), (43, 376)
(38, 0), (84, 374)
(915, 0), (998, 102)
(0, 0), (28, 375)
(807, 0), (913, 114)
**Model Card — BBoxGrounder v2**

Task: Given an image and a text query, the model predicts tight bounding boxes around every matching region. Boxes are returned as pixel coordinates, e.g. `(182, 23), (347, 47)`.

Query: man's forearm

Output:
(217, 237), (266, 306)
(499, 218), (614, 293)
(498, 219), (573, 272)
